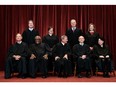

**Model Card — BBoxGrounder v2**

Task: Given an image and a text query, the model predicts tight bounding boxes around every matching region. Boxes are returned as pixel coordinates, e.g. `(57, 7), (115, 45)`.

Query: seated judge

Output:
(5, 33), (28, 79)
(73, 36), (91, 78)
(42, 27), (59, 71)
(28, 36), (51, 78)
(53, 35), (72, 78)
(93, 37), (111, 78)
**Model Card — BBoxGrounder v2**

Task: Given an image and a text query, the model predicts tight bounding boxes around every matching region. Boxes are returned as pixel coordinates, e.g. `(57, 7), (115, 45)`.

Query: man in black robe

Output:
(66, 19), (83, 49)
(5, 33), (28, 79)
(42, 27), (59, 71)
(73, 36), (91, 78)
(53, 35), (72, 78)
(22, 20), (39, 46)
(22, 20), (39, 76)
(28, 36), (51, 78)
(65, 19), (83, 74)
(93, 37), (111, 78)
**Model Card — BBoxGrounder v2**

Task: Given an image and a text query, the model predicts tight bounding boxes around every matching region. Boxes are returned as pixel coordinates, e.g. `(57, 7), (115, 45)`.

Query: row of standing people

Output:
(5, 19), (112, 79)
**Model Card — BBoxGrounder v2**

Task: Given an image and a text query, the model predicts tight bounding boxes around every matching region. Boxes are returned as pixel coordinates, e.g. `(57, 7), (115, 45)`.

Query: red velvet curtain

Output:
(0, 5), (116, 70)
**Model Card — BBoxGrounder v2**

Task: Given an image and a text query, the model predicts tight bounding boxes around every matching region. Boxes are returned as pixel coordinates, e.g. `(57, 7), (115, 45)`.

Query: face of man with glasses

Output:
(35, 36), (41, 44)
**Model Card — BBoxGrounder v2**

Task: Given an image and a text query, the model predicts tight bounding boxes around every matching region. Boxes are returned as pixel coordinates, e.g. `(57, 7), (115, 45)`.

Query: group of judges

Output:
(5, 19), (112, 79)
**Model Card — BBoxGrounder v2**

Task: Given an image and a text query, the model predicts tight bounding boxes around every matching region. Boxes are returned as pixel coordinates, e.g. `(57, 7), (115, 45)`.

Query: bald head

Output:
(35, 35), (41, 44)
(71, 19), (77, 27)
(16, 33), (22, 42)
(78, 36), (85, 43)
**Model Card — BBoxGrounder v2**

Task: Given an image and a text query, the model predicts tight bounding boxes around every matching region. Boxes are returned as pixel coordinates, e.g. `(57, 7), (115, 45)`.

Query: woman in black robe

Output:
(93, 37), (112, 78)
(42, 27), (59, 71)
(85, 23), (100, 75)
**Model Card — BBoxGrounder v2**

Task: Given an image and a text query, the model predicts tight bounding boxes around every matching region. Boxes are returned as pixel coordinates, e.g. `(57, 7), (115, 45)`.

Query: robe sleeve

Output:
(7, 45), (14, 58)
(44, 43), (52, 56)
(20, 44), (28, 58)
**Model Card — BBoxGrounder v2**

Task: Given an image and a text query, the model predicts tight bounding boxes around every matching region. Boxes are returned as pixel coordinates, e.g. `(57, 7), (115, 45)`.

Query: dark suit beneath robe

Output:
(42, 34), (59, 71)
(53, 42), (72, 76)
(73, 44), (91, 74)
(93, 45), (112, 74)
(5, 42), (28, 78)
(28, 43), (51, 77)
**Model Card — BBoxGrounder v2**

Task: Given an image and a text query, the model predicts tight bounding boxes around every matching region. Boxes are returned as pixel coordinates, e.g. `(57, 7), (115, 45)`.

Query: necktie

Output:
(72, 28), (75, 32)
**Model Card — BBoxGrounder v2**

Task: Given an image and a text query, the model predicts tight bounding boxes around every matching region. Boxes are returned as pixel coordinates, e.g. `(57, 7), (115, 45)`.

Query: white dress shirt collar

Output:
(72, 27), (76, 31)
(61, 42), (65, 46)
(29, 28), (34, 31)
(17, 41), (22, 44)
(79, 43), (84, 46)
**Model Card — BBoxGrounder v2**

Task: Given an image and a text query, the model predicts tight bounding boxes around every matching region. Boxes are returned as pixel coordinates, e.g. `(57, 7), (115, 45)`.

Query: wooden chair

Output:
(95, 60), (115, 77)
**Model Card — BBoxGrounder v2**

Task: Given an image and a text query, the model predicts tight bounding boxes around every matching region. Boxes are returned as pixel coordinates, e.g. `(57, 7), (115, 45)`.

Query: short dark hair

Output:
(99, 36), (105, 42)
(48, 26), (53, 31)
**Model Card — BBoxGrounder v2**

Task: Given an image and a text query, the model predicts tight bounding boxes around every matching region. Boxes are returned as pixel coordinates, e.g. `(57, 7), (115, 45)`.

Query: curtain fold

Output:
(0, 5), (116, 70)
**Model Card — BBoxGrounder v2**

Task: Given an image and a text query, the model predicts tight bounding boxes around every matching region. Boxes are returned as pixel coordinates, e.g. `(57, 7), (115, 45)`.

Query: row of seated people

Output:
(5, 33), (112, 79)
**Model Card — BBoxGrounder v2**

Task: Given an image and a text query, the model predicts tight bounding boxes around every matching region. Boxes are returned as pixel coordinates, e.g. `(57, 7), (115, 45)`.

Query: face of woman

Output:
(98, 39), (104, 46)
(48, 28), (54, 35)
(89, 24), (94, 31)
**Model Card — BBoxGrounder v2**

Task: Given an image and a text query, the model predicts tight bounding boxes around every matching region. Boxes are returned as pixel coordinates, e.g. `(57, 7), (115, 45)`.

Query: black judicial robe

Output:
(28, 43), (51, 77)
(73, 44), (90, 58)
(22, 29), (39, 46)
(5, 42), (28, 78)
(53, 42), (72, 75)
(85, 31), (100, 47)
(66, 28), (83, 48)
(93, 45), (111, 58)
(93, 45), (112, 71)
(85, 32), (100, 72)
(42, 34), (59, 71)
(42, 34), (59, 48)
(73, 44), (91, 72)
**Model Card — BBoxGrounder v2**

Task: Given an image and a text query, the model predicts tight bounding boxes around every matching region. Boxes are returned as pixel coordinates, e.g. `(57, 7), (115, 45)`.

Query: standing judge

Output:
(28, 36), (51, 78)
(22, 20), (39, 46)
(66, 19), (83, 48)
(53, 35), (72, 78)
(42, 27), (59, 71)
(73, 36), (91, 78)
(85, 23), (100, 75)
(5, 33), (28, 79)
(66, 19), (83, 74)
